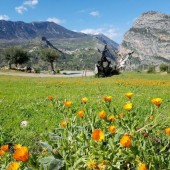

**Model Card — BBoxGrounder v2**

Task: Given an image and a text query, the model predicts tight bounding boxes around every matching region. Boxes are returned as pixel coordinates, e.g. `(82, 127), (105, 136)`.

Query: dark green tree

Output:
(41, 48), (62, 74)
(5, 47), (30, 69)
(159, 63), (168, 72)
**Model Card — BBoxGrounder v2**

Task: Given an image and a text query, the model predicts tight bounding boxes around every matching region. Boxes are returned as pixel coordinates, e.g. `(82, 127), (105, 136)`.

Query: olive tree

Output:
(40, 48), (62, 74)
(5, 47), (30, 69)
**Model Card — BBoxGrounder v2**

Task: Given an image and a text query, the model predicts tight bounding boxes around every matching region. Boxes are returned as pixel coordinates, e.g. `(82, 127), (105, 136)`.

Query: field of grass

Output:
(0, 72), (170, 169)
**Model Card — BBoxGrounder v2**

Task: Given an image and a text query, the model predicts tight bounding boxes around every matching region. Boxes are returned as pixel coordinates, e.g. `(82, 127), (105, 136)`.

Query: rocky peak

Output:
(119, 11), (170, 69)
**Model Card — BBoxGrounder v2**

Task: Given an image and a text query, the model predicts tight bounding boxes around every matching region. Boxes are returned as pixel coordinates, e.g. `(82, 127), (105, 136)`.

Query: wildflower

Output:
(108, 126), (116, 134)
(120, 134), (132, 147)
(98, 110), (106, 119)
(164, 127), (170, 135)
(77, 110), (84, 118)
(125, 92), (133, 99)
(60, 121), (67, 127)
(103, 96), (112, 102)
(92, 129), (105, 141)
(0, 150), (5, 156)
(97, 160), (108, 170)
(13, 144), (22, 150)
(7, 162), (20, 170)
(107, 115), (114, 121)
(13, 146), (29, 162)
(87, 160), (97, 169)
(151, 98), (162, 107)
(64, 100), (72, 108)
(119, 112), (125, 117)
(138, 163), (147, 170)
(81, 97), (88, 104)
(48, 96), (53, 101)
(149, 115), (154, 121)
(20, 120), (28, 128)
(124, 103), (133, 111)
(1, 144), (8, 152)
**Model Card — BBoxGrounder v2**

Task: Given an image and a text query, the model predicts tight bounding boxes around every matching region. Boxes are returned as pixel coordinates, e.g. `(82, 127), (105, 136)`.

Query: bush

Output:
(147, 65), (155, 73)
(33, 66), (41, 73)
(159, 64), (168, 72)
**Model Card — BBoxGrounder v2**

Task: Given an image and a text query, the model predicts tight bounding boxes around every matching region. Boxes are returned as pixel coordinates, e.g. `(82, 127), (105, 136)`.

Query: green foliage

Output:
(0, 72), (170, 169)
(40, 48), (62, 72)
(159, 63), (168, 72)
(147, 65), (156, 73)
(4, 47), (30, 68)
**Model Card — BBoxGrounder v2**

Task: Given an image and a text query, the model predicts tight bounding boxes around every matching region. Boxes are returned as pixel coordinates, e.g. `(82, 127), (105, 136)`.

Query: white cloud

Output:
(15, 0), (39, 14)
(80, 26), (118, 40)
(80, 26), (124, 43)
(15, 6), (27, 14)
(0, 15), (10, 20)
(24, 0), (38, 7)
(89, 11), (100, 17)
(47, 17), (65, 24)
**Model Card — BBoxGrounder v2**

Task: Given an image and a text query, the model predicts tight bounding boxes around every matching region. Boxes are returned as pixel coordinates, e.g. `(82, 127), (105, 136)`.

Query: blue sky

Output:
(0, 0), (170, 43)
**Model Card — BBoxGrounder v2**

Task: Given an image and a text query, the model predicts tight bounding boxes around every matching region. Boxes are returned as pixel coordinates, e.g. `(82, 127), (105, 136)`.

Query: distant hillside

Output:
(0, 20), (87, 40)
(0, 20), (118, 70)
(119, 11), (170, 69)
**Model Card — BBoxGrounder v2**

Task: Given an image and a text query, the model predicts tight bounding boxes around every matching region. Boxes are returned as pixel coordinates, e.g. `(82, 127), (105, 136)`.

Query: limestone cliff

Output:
(119, 11), (170, 69)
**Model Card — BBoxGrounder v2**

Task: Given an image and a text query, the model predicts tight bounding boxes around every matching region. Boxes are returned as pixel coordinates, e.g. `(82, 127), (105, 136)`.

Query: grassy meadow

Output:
(0, 72), (170, 169)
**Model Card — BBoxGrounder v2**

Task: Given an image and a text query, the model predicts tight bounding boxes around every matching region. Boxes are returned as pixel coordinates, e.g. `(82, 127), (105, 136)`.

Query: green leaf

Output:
(40, 141), (53, 152)
(49, 159), (65, 170)
(39, 156), (55, 165)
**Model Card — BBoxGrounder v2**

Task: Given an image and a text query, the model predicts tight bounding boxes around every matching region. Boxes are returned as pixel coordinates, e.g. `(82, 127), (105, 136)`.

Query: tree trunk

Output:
(50, 61), (56, 74)
(8, 61), (11, 69)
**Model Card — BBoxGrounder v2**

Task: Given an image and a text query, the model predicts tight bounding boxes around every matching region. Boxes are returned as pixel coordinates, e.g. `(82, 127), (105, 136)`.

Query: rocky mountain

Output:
(0, 20), (118, 70)
(0, 20), (87, 40)
(119, 11), (170, 69)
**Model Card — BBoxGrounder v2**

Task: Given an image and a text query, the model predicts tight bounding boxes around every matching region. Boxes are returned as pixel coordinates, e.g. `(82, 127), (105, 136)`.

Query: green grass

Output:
(0, 72), (170, 169)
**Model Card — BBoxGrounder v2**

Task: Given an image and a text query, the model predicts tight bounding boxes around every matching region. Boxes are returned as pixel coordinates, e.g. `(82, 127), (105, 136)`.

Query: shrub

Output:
(159, 64), (168, 72)
(147, 65), (155, 73)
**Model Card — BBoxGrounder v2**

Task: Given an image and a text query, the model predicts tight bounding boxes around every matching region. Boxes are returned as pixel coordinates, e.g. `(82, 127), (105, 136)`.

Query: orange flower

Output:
(0, 150), (5, 156)
(81, 97), (88, 104)
(164, 127), (170, 135)
(103, 96), (112, 102)
(7, 162), (20, 170)
(13, 146), (29, 162)
(60, 121), (67, 127)
(98, 110), (106, 119)
(151, 98), (162, 107)
(92, 129), (105, 141)
(77, 110), (84, 118)
(107, 115), (115, 122)
(87, 160), (97, 169)
(64, 101), (72, 108)
(125, 92), (133, 99)
(48, 96), (53, 101)
(13, 144), (22, 150)
(120, 134), (132, 147)
(123, 103), (133, 111)
(139, 163), (147, 170)
(108, 126), (116, 134)
(119, 112), (125, 117)
(1, 144), (8, 152)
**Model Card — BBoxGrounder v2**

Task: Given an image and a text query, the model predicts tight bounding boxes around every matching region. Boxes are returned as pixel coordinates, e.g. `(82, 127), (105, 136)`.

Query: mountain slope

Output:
(119, 11), (170, 68)
(0, 20), (118, 69)
(0, 20), (86, 40)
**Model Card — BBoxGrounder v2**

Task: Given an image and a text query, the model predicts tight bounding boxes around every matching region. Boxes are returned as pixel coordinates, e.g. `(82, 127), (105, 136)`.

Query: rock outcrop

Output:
(119, 11), (170, 69)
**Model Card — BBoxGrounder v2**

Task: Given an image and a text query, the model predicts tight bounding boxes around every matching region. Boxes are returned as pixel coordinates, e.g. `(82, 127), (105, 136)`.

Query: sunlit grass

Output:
(0, 72), (170, 169)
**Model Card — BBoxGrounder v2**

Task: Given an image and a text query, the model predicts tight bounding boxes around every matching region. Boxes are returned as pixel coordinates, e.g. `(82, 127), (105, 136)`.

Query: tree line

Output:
(4, 47), (62, 74)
